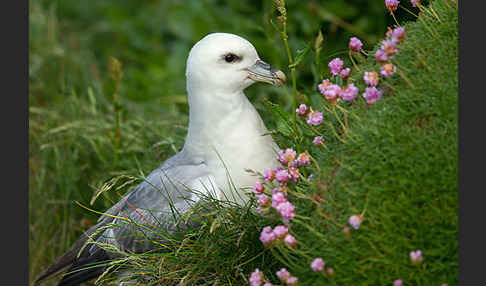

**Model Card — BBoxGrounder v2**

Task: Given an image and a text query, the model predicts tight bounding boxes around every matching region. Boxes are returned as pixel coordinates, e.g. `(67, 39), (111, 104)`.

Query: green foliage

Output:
(29, 0), (456, 285)
(261, 1), (458, 285)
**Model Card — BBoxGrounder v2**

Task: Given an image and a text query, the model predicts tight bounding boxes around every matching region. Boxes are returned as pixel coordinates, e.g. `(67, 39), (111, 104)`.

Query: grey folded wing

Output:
(91, 153), (217, 253)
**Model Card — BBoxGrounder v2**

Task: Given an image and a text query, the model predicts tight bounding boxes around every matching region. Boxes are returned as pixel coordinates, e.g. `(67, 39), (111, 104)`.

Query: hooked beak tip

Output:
(273, 70), (286, 86)
(247, 60), (287, 87)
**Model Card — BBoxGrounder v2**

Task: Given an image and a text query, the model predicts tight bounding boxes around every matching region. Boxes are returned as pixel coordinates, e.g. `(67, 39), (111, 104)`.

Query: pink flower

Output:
(341, 83), (358, 101)
(375, 49), (388, 62)
(263, 283), (272, 286)
(394, 279), (403, 286)
(249, 269), (264, 286)
(275, 169), (291, 185)
(295, 104), (307, 117)
(386, 27), (394, 38)
(311, 258), (325, 272)
(254, 181), (264, 195)
(364, 71), (379, 86)
(362, 87), (383, 105)
(277, 148), (297, 166)
(257, 194), (270, 207)
(263, 168), (275, 182)
(288, 167), (300, 182)
(307, 110), (323, 125)
(381, 39), (398, 58)
(349, 37), (363, 52)
(327, 267), (335, 276)
(284, 234), (297, 247)
(271, 190), (288, 208)
(273, 166), (283, 173)
(276, 268), (291, 281)
(296, 152), (311, 166)
(286, 276), (299, 286)
(259, 226), (276, 246)
(385, 0), (400, 12)
(323, 84), (342, 100)
(317, 79), (332, 95)
(380, 63), (396, 77)
(348, 214), (363, 229)
(277, 201), (296, 222)
(391, 27), (406, 43)
(410, 250), (424, 264)
(411, 0), (420, 7)
(328, 58), (344, 76)
(343, 226), (351, 236)
(272, 225), (289, 239)
(340, 67), (351, 79)
(313, 136), (325, 146)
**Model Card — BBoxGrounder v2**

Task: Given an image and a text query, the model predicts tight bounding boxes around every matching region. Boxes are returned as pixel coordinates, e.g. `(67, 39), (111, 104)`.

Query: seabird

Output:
(33, 33), (286, 286)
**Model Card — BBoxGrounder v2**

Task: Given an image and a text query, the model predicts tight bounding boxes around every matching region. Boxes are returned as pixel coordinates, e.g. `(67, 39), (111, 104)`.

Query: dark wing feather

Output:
(33, 153), (216, 286)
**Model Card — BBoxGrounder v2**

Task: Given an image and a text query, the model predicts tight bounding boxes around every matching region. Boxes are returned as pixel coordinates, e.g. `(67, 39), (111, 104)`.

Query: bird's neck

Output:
(181, 84), (279, 205)
(183, 87), (254, 156)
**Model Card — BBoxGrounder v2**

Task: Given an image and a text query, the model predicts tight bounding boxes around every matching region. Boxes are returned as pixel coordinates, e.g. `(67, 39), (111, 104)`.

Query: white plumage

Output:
(34, 33), (286, 286)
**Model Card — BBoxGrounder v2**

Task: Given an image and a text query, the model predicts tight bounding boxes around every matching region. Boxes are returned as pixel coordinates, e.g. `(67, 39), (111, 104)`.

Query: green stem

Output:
(281, 25), (297, 136)
(348, 50), (361, 72)
(113, 82), (121, 167)
(278, 0), (300, 152)
(390, 11), (400, 26)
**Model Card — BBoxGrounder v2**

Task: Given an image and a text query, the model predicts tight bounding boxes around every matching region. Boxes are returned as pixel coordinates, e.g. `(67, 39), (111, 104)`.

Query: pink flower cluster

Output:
(310, 258), (325, 272)
(328, 58), (344, 76)
(255, 148), (313, 222)
(272, 189), (296, 222)
(295, 104), (307, 116)
(313, 136), (325, 146)
(348, 214), (363, 229)
(385, 0), (400, 13)
(256, 184), (296, 221)
(249, 268), (273, 286)
(277, 148), (297, 166)
(327, 58), (353, 80)
(310, 257), (334, 276)
(394, 279), (403, 286)
(307, 109), (323, 125)
(376, 27), (405, 63)
(380, 63), (396, 77)
(276, 268), (299, 286)
(296, 104), (324, 126)
(318, 80), (358, 104)
(259, 225), (297, 247)
(349, 37), (363, 52)
(362, 27), (406, 104)
(410, 250), (424, 264)
(317, 58), (360, 105)
(362, 87), (383, 105)
(362, 71), (383, 105)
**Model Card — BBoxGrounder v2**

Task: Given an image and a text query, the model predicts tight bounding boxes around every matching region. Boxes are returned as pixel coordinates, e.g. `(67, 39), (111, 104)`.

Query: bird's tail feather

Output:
(57, 247), (109, 286)
(32, 223), (103, 286)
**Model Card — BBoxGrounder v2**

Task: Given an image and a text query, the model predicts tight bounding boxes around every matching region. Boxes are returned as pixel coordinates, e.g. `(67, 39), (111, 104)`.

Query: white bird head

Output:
(186, 33), (286, 94)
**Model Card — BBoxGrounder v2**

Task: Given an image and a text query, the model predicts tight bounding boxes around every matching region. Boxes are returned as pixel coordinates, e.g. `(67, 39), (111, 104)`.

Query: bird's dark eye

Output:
(224, 53), (238, 63)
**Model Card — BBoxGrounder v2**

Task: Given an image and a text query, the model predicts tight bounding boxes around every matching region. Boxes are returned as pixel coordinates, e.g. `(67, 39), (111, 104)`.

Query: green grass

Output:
(29, 0), (457, 285)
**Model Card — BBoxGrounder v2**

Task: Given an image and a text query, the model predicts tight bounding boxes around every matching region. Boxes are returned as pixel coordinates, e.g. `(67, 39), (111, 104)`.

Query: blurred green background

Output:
(30, 0), (421, 110)
(29, 0), (427, 284)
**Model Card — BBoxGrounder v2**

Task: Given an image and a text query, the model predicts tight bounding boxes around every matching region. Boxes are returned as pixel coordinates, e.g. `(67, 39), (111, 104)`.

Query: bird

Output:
(32, 32), (287, 286)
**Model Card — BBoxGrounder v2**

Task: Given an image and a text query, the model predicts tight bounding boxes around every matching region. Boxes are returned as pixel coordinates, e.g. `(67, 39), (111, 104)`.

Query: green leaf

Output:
(289, 44), (311, 69)
(264, 99), (294, 137)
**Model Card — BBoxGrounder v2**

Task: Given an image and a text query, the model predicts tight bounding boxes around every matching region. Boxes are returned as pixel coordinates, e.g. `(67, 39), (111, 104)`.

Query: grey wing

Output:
(92, 153), (217, 253)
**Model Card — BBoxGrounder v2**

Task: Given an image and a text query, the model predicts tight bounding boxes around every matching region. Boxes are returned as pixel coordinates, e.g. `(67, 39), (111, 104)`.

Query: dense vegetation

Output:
(29, 0), (456, 285)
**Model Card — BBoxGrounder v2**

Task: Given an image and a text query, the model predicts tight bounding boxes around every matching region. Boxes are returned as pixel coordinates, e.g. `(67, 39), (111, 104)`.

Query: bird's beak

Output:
(246, 60), (286, 87)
